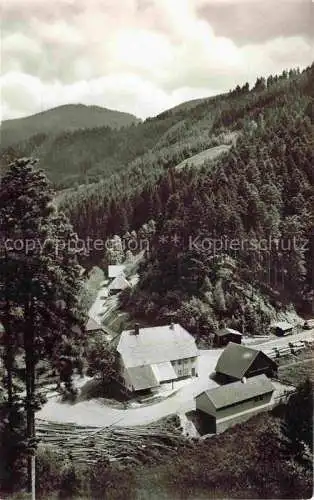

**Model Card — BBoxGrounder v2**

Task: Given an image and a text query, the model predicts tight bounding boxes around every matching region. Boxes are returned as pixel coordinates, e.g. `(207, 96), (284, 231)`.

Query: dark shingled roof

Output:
(215, 342), (265, 379)
(197, 375), (274, 410)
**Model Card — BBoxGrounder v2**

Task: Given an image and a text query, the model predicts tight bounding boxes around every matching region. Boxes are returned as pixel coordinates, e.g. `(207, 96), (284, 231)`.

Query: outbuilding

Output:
(215, 342), (277, 383)
(108, 265), (126, 279)
(271, 321), (294, 336)
(85, 317), (104, 335)
(108, 275), (131, 295)
(214, 327), (242, 347)
(196, 374), (274, 433)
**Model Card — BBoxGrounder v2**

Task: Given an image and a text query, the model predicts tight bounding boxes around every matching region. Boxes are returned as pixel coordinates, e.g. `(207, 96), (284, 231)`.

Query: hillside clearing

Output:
(175, 144), (232, 171)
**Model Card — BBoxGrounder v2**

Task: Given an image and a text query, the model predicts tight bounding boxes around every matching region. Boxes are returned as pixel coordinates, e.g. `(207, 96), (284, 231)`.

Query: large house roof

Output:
(117, 323), (198, 368)
(215, 342), (266, 379)
(197, 374), (274, 410)
(127, 365), (158, 391)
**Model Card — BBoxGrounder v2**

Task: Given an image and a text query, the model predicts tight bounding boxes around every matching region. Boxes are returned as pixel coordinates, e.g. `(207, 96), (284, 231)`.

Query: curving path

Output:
(37, 330), (313, 428)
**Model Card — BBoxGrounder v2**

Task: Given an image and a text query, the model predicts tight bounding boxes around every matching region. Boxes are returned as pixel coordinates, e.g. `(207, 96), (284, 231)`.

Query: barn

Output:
(117, 323), (199, 392)
(215, 342), (277, 383)
(214, 327), (242, 347)
(196, 374), (274, 433)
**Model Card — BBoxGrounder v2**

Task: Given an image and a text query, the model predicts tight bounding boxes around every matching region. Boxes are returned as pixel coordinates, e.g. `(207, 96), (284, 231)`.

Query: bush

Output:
(0, 399), (27, 495)
(36, 447), (69, 497)
(34, 447), (136, 499)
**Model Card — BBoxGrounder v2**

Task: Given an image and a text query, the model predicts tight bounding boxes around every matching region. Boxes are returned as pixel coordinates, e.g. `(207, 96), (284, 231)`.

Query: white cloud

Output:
(0, 72), (186, 120)
(1, 0), (313, 120)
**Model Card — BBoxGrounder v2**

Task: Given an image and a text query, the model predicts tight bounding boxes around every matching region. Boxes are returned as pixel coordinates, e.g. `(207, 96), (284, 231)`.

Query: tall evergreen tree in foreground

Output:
(0, 158), (85, 496)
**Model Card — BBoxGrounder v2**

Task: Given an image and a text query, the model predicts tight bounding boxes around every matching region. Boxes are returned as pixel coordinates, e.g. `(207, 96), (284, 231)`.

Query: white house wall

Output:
(171, 356), (198, 378)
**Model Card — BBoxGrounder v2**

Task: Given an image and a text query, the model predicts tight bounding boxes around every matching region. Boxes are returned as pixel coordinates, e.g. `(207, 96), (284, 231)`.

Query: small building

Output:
(108, 275), (131, 295)
(85, 317), (104, 335)
(196, 374), (274, 434)
(117, 323), (199, 392)
(215, 342), (277, 383)
(108, 265), (126, 279)
(271, 321), (294, 337)
(214, 327), (242, 347)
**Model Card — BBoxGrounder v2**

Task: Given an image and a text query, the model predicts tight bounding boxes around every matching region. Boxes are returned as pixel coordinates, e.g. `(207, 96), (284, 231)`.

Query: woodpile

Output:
(267, 341), (307, 359)
(35, 418), (185, 465)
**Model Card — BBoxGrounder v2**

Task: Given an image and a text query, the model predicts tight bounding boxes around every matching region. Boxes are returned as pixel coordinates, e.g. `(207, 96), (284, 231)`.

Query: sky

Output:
(1, 0), (313, 121)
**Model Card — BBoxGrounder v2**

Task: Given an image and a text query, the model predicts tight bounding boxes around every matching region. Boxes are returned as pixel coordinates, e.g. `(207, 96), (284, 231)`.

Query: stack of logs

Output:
(36, 418), (186, 466)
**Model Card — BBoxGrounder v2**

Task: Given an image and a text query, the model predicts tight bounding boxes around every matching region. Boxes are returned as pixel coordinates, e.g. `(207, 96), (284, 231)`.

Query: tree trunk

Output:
(3, 250), (14, 410)
(3, 324), (14, 408)
(24, 297), (36, 497)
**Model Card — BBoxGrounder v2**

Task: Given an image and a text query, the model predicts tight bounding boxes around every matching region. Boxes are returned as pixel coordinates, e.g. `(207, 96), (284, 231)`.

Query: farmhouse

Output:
(215, 342), (277, 383)
(117, 323), (198, 392)
(196, 374), (274, 434)
(271, 321), (294, 336)
(213, 327), (242, 347)
(108, 275), (131, 295)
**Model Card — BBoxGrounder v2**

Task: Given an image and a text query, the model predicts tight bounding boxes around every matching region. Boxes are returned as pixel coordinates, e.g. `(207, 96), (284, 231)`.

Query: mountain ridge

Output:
(0, 103), (141, 152)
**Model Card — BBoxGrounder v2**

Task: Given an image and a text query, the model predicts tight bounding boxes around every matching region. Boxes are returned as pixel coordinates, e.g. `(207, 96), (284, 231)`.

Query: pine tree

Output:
(0, 158), (85, 495)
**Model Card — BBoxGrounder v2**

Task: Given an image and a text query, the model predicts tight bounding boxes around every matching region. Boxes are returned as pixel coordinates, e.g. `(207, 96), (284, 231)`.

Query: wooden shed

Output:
(214, 327), (242, 347)
(196, 375), (274, 433)
(271, 321), (294, 336)
(215, 342), (278, 383)
(108, 275), (131, 295)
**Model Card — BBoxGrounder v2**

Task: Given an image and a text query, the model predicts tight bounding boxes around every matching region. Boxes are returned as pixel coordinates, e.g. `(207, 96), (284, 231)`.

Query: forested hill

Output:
(0, 92), (231, 188)
(0, 104), (140, 178)
(2, 71), (308, 190)
(58, 64), (313, 338)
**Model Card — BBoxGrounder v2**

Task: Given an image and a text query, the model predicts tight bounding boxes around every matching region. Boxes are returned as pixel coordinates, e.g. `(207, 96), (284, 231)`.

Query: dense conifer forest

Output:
(1, 65), (313, 339)
(55, 64), (313, 339)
